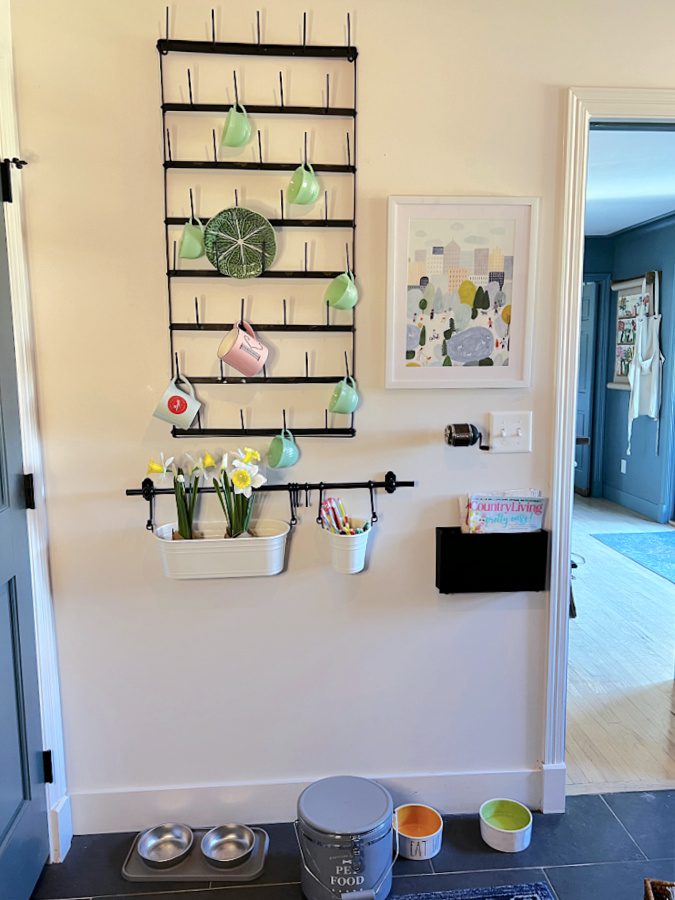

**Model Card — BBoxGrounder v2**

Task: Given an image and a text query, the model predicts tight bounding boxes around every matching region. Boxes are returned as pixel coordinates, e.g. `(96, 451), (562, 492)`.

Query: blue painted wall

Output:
(585, 218), (675, 522)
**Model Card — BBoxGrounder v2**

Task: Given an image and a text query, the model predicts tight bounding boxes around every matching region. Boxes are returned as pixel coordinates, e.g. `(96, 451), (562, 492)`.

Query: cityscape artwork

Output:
(387, 197), (538, 388)
(405, 217), (515, 369)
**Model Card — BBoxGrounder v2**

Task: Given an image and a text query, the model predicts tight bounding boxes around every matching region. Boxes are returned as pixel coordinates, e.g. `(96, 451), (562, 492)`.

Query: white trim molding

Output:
(546, 86), (675, 812)
(71, 769), (545, 834)
(0, 0), (71, 862)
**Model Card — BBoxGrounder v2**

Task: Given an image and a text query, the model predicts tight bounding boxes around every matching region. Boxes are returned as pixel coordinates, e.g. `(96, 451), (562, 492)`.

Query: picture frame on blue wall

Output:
(385, 196), (539, 389)
(608, 274), (656, 390)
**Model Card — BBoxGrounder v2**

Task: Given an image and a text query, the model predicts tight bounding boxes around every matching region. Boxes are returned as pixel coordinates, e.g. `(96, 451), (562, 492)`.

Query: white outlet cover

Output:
(488, 411), (533, 453)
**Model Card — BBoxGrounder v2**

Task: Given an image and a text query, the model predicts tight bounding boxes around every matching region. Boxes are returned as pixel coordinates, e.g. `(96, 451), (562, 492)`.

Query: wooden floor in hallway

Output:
(567, 496), (675, 793)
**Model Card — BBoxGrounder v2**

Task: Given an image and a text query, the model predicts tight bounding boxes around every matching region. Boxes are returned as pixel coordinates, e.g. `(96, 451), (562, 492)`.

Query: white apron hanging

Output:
(626, 272), (664, 455)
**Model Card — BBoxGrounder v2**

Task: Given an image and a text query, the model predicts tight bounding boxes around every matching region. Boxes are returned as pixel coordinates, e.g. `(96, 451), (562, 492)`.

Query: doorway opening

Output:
(567, 123), (675, 794)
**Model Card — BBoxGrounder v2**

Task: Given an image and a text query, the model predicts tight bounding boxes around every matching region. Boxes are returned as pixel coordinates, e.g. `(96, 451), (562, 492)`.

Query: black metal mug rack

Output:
(127, 470), (413, 531)
(158, 9), (358, 439)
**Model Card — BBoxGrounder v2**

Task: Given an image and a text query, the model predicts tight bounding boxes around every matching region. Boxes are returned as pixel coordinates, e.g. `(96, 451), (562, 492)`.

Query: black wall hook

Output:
(368, 481), (378, 524)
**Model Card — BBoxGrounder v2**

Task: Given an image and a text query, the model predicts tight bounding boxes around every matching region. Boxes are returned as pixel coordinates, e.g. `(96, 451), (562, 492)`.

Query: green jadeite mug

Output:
(325, 270), (358, 310)
(221, 104), (252, 148)
(268, 428), (300, 469)
(287, 163), (321, 205)
(179, 217), (205, 259)
(329, 376), (359, 414)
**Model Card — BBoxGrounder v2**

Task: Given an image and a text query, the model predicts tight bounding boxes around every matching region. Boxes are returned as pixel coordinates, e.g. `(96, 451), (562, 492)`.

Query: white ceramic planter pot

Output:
(394, 804), (443, 860)
(479, 798), (532, 852)
(154, 520), (290, 579)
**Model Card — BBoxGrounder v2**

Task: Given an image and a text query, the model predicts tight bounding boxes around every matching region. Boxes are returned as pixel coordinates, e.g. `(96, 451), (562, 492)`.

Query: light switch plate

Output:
(489, 411), (533, 453)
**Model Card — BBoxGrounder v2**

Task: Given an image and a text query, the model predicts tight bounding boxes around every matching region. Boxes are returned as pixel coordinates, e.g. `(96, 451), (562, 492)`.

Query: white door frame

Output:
(0, 0), (71, 862)
(544, 86), (675, 811)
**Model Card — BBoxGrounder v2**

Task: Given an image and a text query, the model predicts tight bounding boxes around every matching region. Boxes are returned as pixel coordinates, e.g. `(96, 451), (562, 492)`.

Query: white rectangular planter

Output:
(154, 520), (290, 579)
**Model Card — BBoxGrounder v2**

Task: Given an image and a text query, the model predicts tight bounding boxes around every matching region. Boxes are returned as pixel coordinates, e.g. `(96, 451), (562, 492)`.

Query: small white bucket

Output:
(394, 804), (443, 860)
(322, 518), (371, 574)
(479, 798), (532, 853)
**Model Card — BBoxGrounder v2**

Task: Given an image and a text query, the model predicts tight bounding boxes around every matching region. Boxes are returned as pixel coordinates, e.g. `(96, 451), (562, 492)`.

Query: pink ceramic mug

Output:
(217, 320), (268, 377)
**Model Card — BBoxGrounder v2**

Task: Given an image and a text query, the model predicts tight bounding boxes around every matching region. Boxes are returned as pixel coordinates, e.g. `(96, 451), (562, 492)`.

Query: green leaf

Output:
(405, 350), (415, 360)
(478, 357), (494, 366)
(441, 339), (447, 356)
(419, 298), (428, 310)
(419, 325), (426, 346)
(471, 308), (478, 319)
(443, 356), (452, 366)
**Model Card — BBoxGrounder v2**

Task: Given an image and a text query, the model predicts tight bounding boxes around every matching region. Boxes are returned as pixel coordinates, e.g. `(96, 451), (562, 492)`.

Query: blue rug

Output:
(395, 883), (555, 899)
(592, 532), (675, 584)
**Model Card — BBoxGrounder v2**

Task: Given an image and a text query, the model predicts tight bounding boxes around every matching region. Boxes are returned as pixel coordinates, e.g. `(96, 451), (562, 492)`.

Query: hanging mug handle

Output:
(174, 373), (197, 398)
(188, 215), (204, 231)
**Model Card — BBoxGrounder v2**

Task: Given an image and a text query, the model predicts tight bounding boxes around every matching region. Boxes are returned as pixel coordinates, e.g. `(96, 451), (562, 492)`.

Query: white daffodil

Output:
(230, 463), (267, 498)
(220, 453), (229, 473)
(147, 452), (175, 480)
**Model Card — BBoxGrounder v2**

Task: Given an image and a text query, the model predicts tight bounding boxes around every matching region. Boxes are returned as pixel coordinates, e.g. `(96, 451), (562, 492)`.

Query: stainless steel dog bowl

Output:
(137, 823), (193, 868)
(200, 824), (256, 868)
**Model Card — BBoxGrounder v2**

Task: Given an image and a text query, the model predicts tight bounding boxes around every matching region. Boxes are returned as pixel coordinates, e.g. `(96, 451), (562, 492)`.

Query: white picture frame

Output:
(386, 196), (539, 388)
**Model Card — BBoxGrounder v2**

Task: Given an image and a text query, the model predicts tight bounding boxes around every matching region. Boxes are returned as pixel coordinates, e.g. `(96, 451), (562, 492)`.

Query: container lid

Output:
(298, 776), (393, 836)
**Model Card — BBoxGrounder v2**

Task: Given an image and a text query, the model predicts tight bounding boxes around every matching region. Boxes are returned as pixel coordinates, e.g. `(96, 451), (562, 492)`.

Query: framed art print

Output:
(386, 196), (539, 388)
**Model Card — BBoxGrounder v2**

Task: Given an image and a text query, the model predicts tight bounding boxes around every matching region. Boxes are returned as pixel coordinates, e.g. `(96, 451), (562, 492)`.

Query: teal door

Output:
(0, 180), (50, 896)
(574, 282), (598, 495)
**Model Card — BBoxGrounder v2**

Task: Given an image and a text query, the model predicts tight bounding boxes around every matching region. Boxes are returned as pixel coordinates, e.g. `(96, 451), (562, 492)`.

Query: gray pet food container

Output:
(296, 776), (395, 900)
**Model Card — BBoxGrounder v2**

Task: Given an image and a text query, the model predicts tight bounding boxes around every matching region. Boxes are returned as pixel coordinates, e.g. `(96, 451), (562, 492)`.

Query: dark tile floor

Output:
(31, 790), (675, 900)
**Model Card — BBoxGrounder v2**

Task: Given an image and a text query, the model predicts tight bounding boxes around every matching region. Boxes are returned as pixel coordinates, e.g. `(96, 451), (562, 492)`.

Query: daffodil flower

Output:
(146, 453), (174, 478)
(202, 451), (217, 469)
(230, 463), (266, 498)
(241, 447), (261, 465)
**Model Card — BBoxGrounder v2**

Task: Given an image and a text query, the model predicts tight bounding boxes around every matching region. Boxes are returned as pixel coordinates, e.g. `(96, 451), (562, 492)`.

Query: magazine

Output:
(458, 491), (547, 533)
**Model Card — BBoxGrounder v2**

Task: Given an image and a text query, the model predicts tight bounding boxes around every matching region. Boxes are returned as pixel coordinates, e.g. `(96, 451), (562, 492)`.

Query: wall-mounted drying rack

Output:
(127, 470), (413, 531)
(158, 9), (358, 440)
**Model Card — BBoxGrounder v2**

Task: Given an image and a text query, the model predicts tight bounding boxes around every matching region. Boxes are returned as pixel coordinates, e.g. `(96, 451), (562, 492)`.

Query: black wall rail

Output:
(158, 9), (358, 439)
(127, 470), (413, 530)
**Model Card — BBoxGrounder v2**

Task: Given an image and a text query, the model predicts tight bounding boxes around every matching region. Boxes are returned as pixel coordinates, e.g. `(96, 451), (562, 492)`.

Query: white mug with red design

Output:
(217, 320), (268, 378)
(153, 374), (201, 429)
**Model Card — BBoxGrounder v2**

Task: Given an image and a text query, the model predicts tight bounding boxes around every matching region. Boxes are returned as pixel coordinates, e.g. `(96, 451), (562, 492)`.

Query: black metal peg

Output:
(240, 409), (246, 431)
(345, 242), (351, 273)
(368, 481), (378, 524)
(211, 8), (216, 43)
(165, 6), (170, 41)
(302, 11), (307, 47)
(282, 408), (287, 430)
(212, 129), (218, 162)
(344, 351), (350, 378)
(240, 297), (245, 325)
(280, 189), (285, 221)
(303, 131), (308, 166)
(256, 10), (261, 44)
(326, 73), (330, 111)
(166, 128), (173, 161)
(279, 71), (285, 107)
(187, 69), (194, 104)
(283, 298), (287, 325)
(288, 483), (298, 527)
(142, 478), (155, 531)
(316, 482), (325, 524)
(189, 187), (195, 221)
(174, 351), (180, 378)
(194, 297), (200, 327)
(257, 130), (263, 165)
(305, 351), (309, 379)
(233, 70), (239, 107)
(234, 188), (239, 207)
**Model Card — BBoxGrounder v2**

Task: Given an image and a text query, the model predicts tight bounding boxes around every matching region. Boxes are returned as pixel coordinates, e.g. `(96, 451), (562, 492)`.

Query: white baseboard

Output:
(71, 769), (544, 834)
(541, 763), (566, 813)
(49, 794), (73, 862)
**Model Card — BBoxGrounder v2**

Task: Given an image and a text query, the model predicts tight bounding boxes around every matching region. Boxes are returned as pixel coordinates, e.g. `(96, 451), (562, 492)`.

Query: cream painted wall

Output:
(10, 0), (675, 833)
